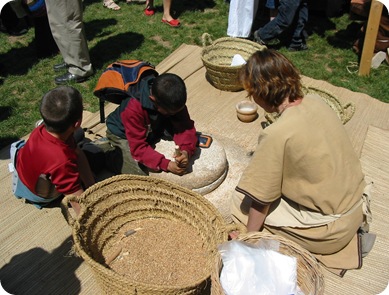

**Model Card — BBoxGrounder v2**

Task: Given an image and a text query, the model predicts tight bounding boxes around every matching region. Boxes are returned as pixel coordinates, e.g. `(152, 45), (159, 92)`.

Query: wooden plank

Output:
(358, 0), (384, 76)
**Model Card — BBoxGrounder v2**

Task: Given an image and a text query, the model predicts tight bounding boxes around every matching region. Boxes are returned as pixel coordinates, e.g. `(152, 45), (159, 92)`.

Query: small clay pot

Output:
(236, 100), (258, 123)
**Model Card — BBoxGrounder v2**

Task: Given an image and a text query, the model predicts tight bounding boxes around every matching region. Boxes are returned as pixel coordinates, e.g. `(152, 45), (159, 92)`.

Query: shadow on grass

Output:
(0, 106), (12, 122)
(85, 18), (119, 41)
(305, 12), (337, 38)
(0, 45), (37, 77)
(0, 106), (18, 152)
(89, 31), (145, 69)
(328, 21), (362, 50)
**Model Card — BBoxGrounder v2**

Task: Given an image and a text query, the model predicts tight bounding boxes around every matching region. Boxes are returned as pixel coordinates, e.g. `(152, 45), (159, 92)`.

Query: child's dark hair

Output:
(151, 73), (187, 112)
(40, 86), (83, 133)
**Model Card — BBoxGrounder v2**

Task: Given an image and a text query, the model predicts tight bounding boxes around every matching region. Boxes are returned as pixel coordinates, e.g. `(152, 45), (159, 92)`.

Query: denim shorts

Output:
(10, 140), (57, 209)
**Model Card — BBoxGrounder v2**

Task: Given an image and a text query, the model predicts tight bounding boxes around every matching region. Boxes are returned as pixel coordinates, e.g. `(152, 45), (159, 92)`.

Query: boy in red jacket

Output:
(105, 73), (197, 176)
(10, 86), (95, 214)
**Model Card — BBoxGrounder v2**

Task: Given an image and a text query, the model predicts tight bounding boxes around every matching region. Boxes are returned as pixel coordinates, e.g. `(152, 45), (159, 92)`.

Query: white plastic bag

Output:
(231, 54), (247, 66)
(227, 0), (259, 38)
(218, 240), (298, 295)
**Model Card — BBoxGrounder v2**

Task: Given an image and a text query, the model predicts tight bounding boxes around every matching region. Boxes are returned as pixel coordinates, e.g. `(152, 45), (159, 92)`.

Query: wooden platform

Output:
(1, 44), (389, 294)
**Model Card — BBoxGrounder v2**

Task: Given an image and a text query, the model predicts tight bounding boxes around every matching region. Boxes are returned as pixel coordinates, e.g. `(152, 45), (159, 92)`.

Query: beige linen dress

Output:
(231, 94), (366, 272)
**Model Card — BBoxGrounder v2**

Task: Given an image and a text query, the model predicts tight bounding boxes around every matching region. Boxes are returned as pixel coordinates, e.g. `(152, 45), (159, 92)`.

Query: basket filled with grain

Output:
(61, 174), (236, 295)
(211, 232), (325, 295)
(201, 32), (266, 92)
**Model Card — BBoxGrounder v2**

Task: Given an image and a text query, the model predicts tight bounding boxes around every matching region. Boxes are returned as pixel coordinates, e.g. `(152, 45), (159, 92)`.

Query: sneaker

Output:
(253, 30), (266, 46)
(288, 43), (309, 52)
(35, 119), (44, 127)
(371, 51), (387, 69)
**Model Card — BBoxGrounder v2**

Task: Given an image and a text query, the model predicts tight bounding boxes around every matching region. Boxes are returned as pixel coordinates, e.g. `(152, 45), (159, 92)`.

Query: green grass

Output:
(1, 0), (388, 149)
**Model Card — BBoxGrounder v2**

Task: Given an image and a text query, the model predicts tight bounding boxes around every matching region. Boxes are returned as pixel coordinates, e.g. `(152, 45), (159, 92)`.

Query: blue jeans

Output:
(257, 0), (308, 47)
(265, 0), (276, 9)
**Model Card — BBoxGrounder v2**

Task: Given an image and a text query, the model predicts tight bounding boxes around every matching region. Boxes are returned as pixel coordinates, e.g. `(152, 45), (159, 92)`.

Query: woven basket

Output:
(211, 232), (325, 295)
(265, 85), (356, 125)
(201, 33), (266, 92)
(61, 174), (236, 295)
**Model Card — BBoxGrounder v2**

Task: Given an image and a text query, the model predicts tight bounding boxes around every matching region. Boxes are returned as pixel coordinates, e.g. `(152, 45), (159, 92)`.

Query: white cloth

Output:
(227, 0), (259, 38)
(265, 182), (373, 228)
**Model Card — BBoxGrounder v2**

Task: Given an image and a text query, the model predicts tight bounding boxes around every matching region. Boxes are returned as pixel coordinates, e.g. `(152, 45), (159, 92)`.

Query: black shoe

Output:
(55, 72), (93, 85)
(253, 30), (266, 46)
(288, 43), (309, 52)
(53, 62), (68, 72)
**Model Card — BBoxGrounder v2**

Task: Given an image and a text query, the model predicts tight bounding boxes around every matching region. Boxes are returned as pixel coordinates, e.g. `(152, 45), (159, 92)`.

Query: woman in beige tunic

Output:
(230, 49), (368, 274)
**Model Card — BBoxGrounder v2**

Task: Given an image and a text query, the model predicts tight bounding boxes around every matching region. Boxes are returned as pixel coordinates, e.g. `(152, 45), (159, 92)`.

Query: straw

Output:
(211, 231), (325, 295)
(201, 33), (266, 92)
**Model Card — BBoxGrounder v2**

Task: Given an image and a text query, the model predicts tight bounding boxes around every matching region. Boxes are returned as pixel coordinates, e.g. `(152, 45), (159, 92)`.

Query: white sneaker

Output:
(35, 119), (44, 127)
(371, 51), (387, 69)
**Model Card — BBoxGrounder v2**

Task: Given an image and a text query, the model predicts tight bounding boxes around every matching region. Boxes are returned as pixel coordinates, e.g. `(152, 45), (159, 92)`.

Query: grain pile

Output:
(106, 218), (210, 286)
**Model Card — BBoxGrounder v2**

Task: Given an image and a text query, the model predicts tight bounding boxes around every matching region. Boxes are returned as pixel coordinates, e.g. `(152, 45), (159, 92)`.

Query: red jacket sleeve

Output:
(121, 100), (197, 172)
(171, 106), (197, 158)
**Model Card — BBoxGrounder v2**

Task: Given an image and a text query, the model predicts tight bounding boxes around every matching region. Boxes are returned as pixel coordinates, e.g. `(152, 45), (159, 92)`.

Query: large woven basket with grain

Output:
(211, 232), (325, 295)
(201, 33), (266, 92)
(61, 174), (236, 295)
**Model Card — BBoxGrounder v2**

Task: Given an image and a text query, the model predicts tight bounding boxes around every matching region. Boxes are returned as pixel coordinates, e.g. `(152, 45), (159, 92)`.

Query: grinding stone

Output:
(149, 135), (228, 195)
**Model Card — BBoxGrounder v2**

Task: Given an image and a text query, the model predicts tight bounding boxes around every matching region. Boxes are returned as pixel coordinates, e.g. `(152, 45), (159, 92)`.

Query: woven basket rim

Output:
(265, 84), (356, 125)
(201, 35), (266, 67)
(211, 231), (325, 295)
(68, 174), (229, 293)
(200, 34), (266, 92)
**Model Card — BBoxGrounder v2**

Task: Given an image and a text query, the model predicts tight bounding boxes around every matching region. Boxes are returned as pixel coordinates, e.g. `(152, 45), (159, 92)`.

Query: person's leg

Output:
(230, 191), (251, 226)
(0, 2), (28, 36)
(162, 0), (173, 21)
(45, 0), (93, 78)
(34, 14), (59, 58)
(144, 0), (156, 16)
(161, 0), (180, 27)
(254, 0), (300, 44)
(265, 0), (277, 21)
(288, 0), (308, 50)
(106, 130), (148, 175)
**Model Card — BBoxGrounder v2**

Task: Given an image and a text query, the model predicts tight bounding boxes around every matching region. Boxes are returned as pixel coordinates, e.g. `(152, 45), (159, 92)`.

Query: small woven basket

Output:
(265, 85), (356, 125)
(201, 33), (266, 92)
(61, 174), (235, 295)
(211, 232), (325, 295)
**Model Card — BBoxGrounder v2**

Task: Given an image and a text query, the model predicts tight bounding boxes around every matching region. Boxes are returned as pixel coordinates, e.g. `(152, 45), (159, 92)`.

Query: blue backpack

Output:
(93, 60), (158, 123)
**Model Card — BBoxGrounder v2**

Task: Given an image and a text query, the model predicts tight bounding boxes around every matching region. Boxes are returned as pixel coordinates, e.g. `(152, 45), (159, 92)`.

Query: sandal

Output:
(103, 0), (121, 10)
(144, 5), (156, 16)
(161, 18), (181, 28)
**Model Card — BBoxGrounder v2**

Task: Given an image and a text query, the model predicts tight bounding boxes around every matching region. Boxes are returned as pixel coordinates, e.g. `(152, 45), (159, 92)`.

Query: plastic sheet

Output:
(218, 239), (298, 295)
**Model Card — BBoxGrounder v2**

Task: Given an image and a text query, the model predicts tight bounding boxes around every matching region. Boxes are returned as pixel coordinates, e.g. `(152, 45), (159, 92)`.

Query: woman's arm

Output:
(247, 200), (270, 232)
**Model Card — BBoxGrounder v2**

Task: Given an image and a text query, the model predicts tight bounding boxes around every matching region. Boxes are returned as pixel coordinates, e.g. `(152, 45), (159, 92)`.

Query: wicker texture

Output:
(211, 232), (325, 295)
(265, 85), (356, 125)
(201, 33), (266, 92)
(62, 175), (234, 295)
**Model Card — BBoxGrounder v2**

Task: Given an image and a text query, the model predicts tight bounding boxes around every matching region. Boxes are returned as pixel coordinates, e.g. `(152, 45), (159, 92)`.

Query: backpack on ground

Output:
(93, 60), (159, 123)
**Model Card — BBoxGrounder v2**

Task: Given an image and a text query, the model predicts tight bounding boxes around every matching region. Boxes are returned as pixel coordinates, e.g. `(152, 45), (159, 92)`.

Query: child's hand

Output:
(174, 150), (189, 169)
(228, 230), (240, 240)
(167, 160), (187, 175)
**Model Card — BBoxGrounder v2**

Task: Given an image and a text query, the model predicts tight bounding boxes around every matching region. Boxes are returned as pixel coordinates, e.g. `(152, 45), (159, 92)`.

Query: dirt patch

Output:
(151, 35), (173, 49)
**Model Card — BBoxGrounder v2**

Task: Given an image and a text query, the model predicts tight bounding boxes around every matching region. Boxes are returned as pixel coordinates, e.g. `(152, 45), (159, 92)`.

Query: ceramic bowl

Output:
(235, 100), (258, 123)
